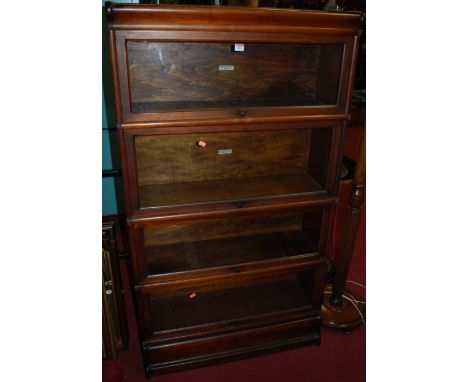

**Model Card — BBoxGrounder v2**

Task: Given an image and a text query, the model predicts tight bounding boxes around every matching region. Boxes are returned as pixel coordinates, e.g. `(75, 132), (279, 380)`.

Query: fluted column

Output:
(330, 133), (365, 305)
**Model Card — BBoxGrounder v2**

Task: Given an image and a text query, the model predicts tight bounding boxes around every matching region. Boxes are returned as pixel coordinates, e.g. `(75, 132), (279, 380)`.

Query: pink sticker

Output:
(197, 140), (207, 147)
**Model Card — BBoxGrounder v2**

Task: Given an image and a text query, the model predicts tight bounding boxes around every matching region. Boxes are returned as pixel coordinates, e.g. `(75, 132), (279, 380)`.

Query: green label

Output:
(218, 149), (233, 155)
(218, 65), (235, 71)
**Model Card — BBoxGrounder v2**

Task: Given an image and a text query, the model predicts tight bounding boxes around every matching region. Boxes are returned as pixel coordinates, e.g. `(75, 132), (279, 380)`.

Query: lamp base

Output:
(321, 284), (365, 331)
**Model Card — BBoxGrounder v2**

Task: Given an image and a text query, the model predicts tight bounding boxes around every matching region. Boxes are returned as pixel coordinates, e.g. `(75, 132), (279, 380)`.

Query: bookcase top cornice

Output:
(106, 3), (361, 35)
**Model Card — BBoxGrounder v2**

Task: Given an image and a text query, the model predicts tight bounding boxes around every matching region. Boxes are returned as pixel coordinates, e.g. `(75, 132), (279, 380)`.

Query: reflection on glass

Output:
(127, 42), (343, 112)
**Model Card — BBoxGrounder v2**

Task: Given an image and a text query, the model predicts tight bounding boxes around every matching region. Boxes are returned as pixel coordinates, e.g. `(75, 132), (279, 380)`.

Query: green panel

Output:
(102, 6), (123, 216)
(102, 177), (118, 215)
(102, 130), (114, 170)
(103, 83), (122, 215)
(102, 87), (108, 130)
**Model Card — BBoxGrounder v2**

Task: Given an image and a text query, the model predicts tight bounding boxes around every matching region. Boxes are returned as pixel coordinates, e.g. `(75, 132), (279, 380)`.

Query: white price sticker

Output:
(234, 43), (245, 52)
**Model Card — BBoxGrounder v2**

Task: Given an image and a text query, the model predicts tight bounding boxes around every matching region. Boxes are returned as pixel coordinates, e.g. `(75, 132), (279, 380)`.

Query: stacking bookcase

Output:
(106, 3), (360, 376)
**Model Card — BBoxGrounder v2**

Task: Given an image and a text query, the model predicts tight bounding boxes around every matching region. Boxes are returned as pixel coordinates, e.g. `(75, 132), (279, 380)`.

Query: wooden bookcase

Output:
(106, 3), (360, 376)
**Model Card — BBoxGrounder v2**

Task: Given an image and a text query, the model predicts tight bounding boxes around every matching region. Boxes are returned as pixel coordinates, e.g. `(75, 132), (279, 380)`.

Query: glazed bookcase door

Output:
(144, 269), (319, 334)
(129, 206), (332, 285)
(120, 123), (344, 218)
(127, 42), (342, 112)
(112, 30), (358, 124)
(137, 264), (325, 375)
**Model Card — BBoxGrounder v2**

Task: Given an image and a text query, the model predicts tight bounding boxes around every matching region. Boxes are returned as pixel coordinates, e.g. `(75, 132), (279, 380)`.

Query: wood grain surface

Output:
(106, 4), (361, 375)
(143, 212), (303, 247)
(139, 174), (321, 208)
(135, 129), (312, 186)
(148, 272), (314, 332)
(128, 41), (323, 111)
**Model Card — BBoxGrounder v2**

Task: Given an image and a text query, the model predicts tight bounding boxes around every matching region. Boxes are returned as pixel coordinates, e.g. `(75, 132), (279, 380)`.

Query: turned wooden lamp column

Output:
(322, 131), (365, 330)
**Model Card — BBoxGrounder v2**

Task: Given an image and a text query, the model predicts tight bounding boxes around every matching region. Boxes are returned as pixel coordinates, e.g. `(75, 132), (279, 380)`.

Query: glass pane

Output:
(135, 128), (332, 209)
(149, 271), (315, 332)
(143, 210), (322, 276)
(127, 42), (343, 112)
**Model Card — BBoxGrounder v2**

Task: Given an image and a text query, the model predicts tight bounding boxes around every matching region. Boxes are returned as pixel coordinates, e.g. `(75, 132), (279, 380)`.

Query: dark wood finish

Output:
(139, 174), (322, 209)
(321, 284), (364, 330)
(322, 130), (365, 330)
(102, 222), (128, 355)
(107, 3), (360, 126)
(106, 4), (361, 33)
(120, 114), (349, 129)
(332, 132), (365, 304)
(137, 254), (326, 293)
(144, 306), (315, 346)
(131, 193), (335, 224)
(128, 41), (325, 112)
(120, 124), (341, 218)
(143, 212), (305, 247)
(148, 272), (314, 332)
(103, 214), (130, 253)
(144, 318), (320, 376)
(146, 231), (315, 274)
(113, 30), (356, 126)
(135, 130), (312, 186)
(308, 127), (333, 188)
(131, 209), (324, 283)
(316, 44), (344, 105)
(102, 273), (115, 359)
(106, 4), (360, 376)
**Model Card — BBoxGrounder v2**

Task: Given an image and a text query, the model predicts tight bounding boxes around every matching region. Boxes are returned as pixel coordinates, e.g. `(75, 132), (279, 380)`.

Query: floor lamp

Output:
(322, 130), (366, 331)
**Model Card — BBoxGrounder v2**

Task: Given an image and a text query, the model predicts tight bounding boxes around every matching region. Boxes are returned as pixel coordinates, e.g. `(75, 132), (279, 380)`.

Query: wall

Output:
(102, 87), (121, 215)
(102, 2), (128, 216)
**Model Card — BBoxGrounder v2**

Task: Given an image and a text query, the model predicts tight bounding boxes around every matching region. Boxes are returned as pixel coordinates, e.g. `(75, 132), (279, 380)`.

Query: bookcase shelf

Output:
(130, 127), (335, 215)
(132, 97), (327, 113)
(146, 230), (316, 276)
(139, 173), (323, 210)
(136, 209), (322, 280)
